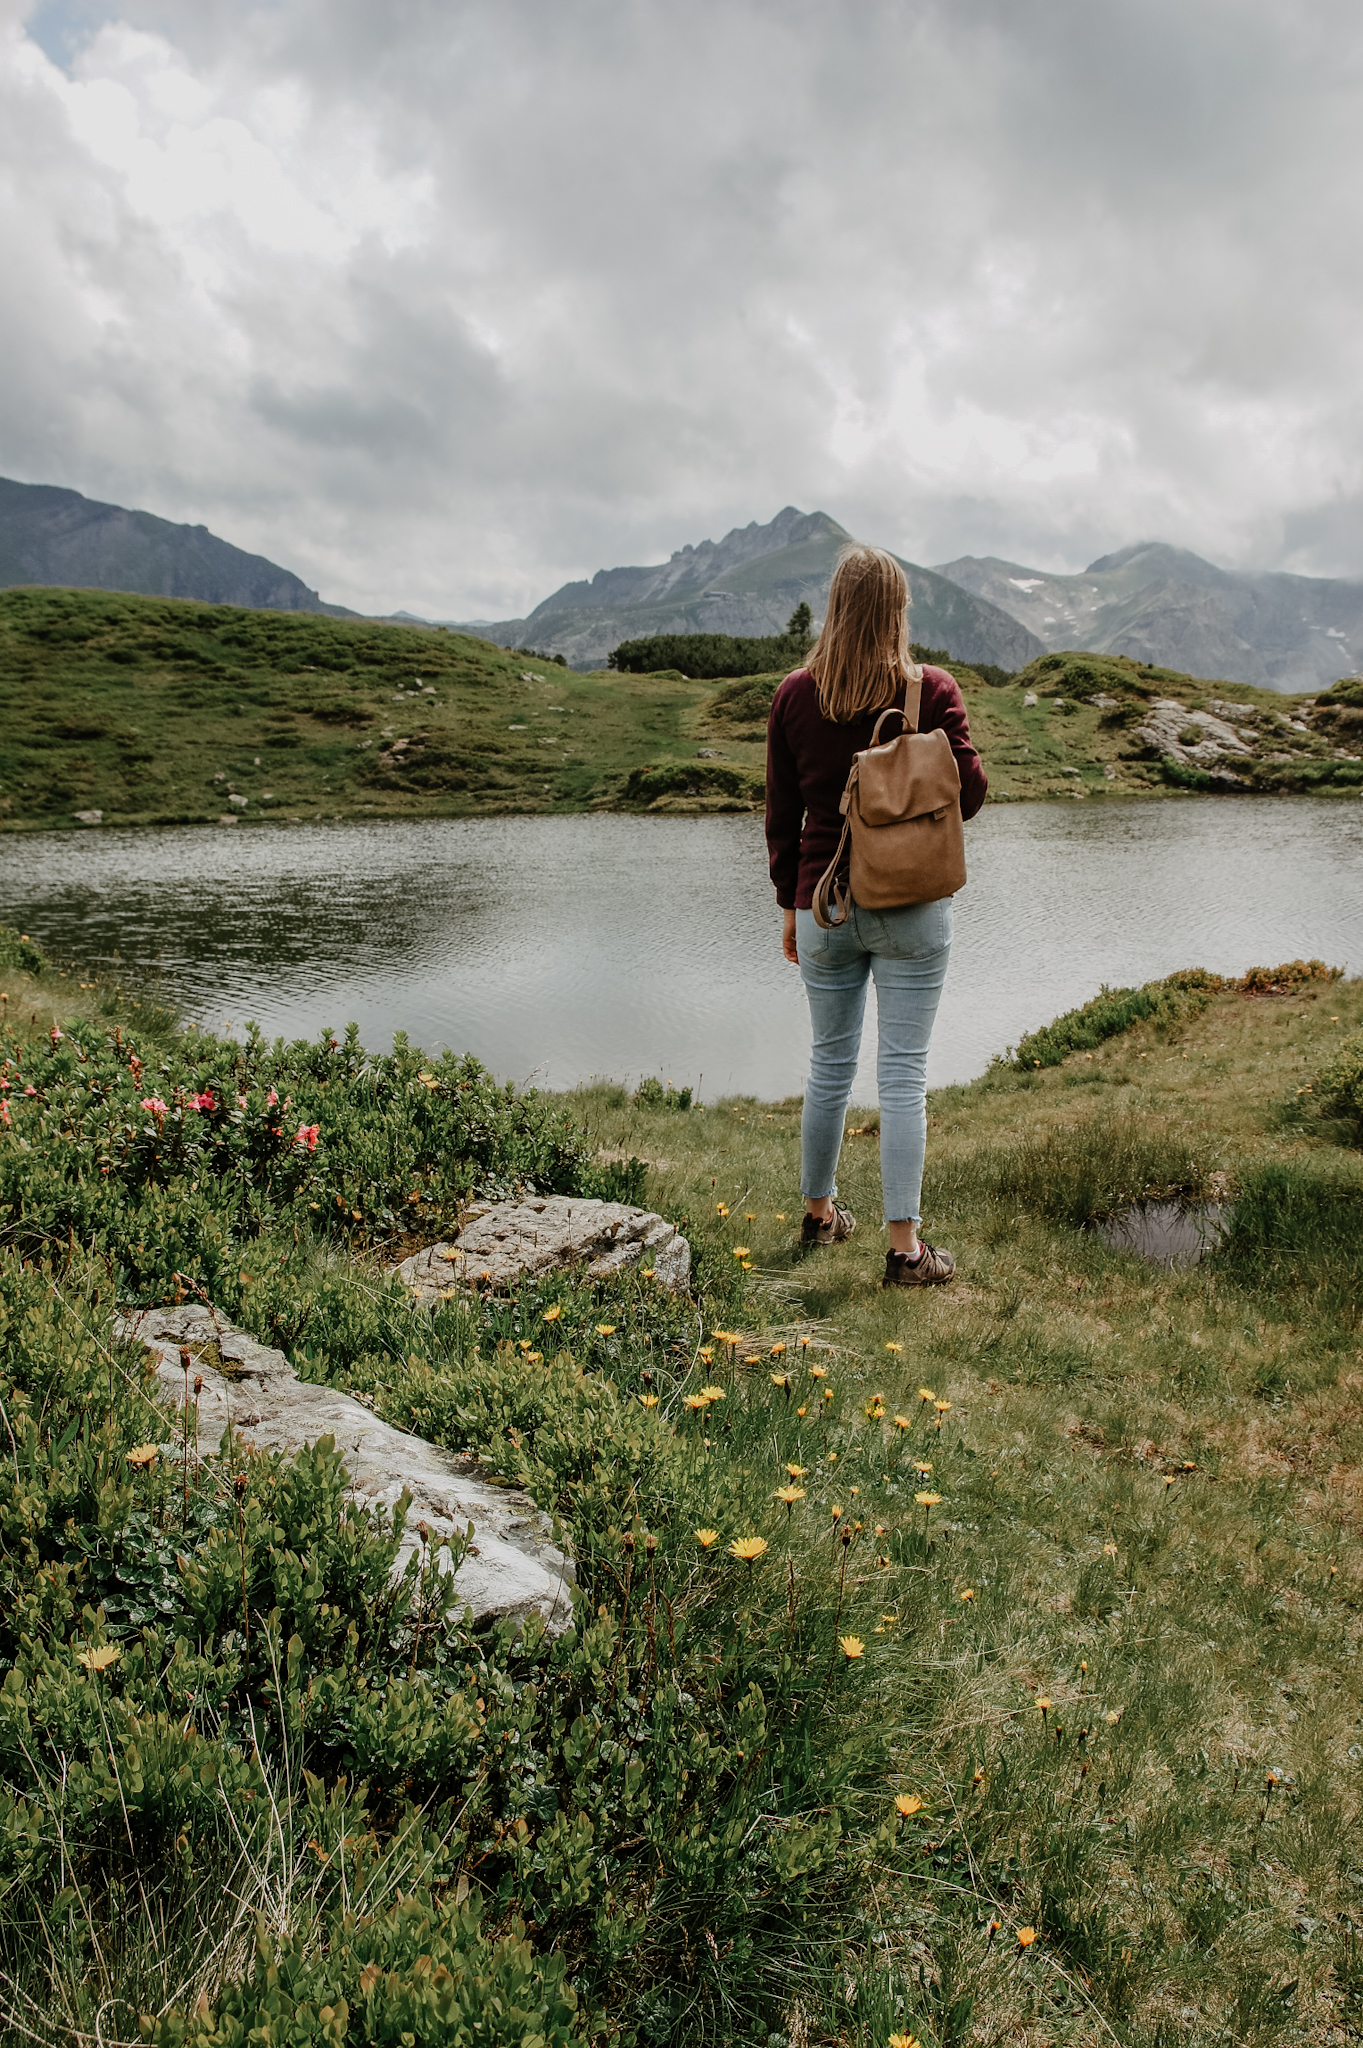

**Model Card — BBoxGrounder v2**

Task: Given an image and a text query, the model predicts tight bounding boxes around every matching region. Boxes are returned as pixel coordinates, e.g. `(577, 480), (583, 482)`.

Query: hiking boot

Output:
(883, 1242), (956, 1288)
(800, 1203), (857, 1248)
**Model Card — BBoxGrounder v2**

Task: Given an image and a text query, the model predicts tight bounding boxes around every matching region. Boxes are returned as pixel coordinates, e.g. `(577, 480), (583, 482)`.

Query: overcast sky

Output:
(4, 0), (1363, 617)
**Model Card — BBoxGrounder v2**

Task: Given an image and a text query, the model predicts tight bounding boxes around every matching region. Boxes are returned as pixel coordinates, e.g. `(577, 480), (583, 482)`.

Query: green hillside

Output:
(0, 586), (727, 830)
(0, 588), (1355, 833)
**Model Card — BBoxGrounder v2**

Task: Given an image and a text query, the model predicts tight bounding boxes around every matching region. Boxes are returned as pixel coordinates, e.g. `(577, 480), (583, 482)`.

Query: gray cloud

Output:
(4, 0), (1363, 615)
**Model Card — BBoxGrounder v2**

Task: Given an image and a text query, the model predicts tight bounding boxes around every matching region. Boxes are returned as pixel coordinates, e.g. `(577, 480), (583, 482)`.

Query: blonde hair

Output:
(806, 543), (919, 723)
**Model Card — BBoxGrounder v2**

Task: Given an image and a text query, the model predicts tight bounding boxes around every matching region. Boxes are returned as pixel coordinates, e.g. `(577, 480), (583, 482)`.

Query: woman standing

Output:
(765, 545), (987, 1288)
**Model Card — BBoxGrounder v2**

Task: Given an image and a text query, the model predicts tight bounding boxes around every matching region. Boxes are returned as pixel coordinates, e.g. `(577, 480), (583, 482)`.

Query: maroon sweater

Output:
(765, 665), (988, 910)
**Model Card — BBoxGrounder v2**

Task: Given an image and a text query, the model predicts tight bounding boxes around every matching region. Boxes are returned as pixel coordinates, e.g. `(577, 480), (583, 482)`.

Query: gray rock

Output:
(115, 1302), (575, 1636)
(1134, 698), (1255, 782)
(73, 809), (103, 824)
(395, 1195), (690, 1299)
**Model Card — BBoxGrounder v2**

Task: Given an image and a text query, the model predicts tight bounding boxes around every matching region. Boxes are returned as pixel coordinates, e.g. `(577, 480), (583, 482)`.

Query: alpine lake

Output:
(1, 794), (1360, 1100)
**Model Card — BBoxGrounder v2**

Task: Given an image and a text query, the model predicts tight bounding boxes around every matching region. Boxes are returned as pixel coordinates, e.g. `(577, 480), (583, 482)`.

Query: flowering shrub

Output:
(0, 1006), (624, 1311)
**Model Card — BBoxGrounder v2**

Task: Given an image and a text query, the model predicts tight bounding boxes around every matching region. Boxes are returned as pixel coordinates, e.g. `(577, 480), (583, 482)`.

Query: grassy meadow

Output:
(2, 586), (1358, 833)
(0, 920), (1361, 2044)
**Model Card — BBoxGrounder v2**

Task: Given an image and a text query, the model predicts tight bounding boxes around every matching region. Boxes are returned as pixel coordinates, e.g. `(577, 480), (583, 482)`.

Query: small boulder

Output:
(116, 1302), (575, 1635)
(397, 1195), (690, 1300)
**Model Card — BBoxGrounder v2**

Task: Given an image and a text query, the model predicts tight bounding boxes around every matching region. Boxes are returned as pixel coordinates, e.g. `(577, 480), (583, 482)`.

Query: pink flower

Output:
(140, 1096), (170, 1118)
(190, 1089), (216, 1113)
(295, 1122), (320, 1152)
(237, 1093), (248, 1109)
(1, 1102), (9, 1127)
(24, 1086), (36, 1097)
(49, 1025), (63, 1044)
(266, 1088), (278, 1107)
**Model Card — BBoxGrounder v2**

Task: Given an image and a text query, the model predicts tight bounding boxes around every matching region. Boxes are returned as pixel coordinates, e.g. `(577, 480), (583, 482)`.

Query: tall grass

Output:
(935, 1112), (1215, 1227)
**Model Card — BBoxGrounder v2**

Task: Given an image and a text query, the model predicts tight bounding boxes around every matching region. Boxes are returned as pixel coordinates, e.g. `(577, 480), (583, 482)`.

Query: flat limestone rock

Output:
(114, 1302), (575, 1637)
(396, 1195), (690, 1299)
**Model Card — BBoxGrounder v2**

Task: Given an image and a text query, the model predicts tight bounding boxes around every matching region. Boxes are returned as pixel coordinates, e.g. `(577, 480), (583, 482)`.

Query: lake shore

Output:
(0, 926), (1360, 2042)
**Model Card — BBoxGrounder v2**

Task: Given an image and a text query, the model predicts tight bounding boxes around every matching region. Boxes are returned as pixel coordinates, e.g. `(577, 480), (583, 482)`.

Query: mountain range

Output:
(455, 507), (1045, 672)
(0, 476), (352, 616)
(935, 542), (1363, 694)
(3, 474), (1362, 692)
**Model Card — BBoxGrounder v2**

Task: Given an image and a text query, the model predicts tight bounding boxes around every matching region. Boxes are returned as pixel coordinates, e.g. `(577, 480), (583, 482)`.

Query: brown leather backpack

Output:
(812, 677), (965, 929)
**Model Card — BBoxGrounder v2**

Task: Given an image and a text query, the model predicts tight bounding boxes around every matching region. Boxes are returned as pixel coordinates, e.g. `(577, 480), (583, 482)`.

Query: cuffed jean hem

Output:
(796, 896), (952, 1225)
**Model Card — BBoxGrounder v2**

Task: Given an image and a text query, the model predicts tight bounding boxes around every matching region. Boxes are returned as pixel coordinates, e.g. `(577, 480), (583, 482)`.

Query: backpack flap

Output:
(852, 727), (960, 827)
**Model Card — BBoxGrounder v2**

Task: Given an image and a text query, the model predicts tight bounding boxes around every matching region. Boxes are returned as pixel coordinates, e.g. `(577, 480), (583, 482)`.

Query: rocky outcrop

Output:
(1132, 698), (1255, 785)
(117, 1303), (576, 1636)
(395, 1195), (691, 1300)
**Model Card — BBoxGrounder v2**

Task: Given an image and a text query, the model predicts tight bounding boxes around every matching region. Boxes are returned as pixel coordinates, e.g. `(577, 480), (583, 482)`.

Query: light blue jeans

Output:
(796, 897), (952, 1224)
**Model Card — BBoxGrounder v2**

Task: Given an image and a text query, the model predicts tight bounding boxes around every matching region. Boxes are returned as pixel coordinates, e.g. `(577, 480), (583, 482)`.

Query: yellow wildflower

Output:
(774, 1484), (806, 1509)
(959, 1588), (975, 1602)
(893, 1414), (911, 1431)
(697, 1385), (726, 1403)
(893, 1793), (923, 1818)
(914, 1491), (942, 1509)
(126, 1444), (159, 1468)
(786, 1463), (807, 1478)
(77, 1645), (120, 1672)
(729, 1535), (769, 1562)
(683, 1394), (710, 1410)
(639, 1394), (660, 1409)
(917, 1386), (934, 1403)
(838, 1635), (865, 1660)
(543, 1305), (562, 1321)
(1016, 1927), (1037, 1947)
(808, 1363), (828, 1379)
(885, 1341), (904, 1353)
(732, 1247), (750, 1259)
(695, 1529), (720, 1548)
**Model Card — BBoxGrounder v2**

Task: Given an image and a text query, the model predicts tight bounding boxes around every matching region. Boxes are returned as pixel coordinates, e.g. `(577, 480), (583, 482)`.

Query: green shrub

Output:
(1239, 958), (1343, 995)
(633, 1076), (692, 1111)
(0, 928), (45, 974)
(608, 630), (808, 678)
(1005, 969), (1225, 1070)
(0, 1004), (603, 1311)
(619, 761), (761, 806)
(148, 1899), (582, 2047)
(709, 671), (782, 722)
(1314, 1030), (1363, 1142)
